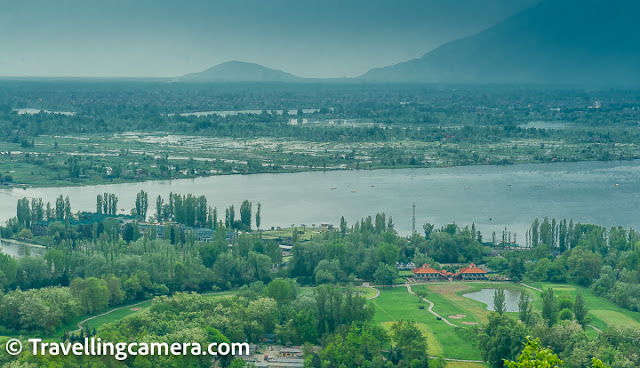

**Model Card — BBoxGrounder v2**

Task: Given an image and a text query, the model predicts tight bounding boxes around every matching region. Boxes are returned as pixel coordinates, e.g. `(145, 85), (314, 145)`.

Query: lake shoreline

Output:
(2, 157), (636, 190)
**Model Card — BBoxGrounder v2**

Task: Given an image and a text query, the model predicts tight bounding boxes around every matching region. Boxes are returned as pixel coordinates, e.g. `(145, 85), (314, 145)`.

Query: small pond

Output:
(463, 288), (527, 312)
(0, 240), (46, 258)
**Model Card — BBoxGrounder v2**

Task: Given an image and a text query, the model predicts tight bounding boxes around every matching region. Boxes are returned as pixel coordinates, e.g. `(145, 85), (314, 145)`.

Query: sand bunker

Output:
(462, 321), (479, 325)
(448, 314), (467, 319)
(130, 308), (142, 311)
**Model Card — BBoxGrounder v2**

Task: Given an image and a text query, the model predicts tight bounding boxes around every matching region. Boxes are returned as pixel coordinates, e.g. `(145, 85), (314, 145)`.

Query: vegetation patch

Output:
(372, 287), (483, 361)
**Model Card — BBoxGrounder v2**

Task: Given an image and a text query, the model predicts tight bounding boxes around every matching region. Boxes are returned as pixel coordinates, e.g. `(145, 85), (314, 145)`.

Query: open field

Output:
(446, 363), (487, 368)
(373, 281), (640, 366)
(370, 286), (484, 362)
(380, 321), (443, 357)
(524, 280), (640, 333)
(81, 290), (236, 332)
(82, 300), (154, 332)
(357, 286), (378, 299)
(261, 227), (321, 242)
(412, 282), (535, 324)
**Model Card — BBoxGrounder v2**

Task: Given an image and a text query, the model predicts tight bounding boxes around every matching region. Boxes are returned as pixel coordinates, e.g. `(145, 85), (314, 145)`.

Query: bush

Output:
(559, 308), (574, 321)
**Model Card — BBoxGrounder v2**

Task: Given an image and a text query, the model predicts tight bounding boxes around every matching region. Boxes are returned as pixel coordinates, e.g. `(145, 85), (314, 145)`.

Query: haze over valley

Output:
(1, 1), (640, 368)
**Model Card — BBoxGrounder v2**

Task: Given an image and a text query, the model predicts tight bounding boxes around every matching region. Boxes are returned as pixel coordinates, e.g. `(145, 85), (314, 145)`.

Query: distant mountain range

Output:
(361, 0), (640, 85)
(183, 0), (640, 86)
(181, 61), (302, 82)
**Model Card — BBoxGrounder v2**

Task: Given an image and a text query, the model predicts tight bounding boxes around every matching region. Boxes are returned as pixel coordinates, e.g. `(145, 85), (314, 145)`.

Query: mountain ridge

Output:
(360, 0), (640, 86)
(180, 61), (303, 82)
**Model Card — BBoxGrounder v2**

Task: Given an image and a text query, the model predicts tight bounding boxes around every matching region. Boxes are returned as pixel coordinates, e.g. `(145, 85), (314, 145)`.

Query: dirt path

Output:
(520, 282), (543, 292)
(405, 284), (458, 327)
(367, 287), (380, 300)
(588, 324), (603, 333)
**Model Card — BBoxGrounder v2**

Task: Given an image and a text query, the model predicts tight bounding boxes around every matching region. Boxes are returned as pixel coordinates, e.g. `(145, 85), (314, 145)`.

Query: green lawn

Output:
(356, 287), (378, 299)
(524, 280), (640, 332)
(370, 286), (484, 361)
(445, 363), (488, 368)
(83, 300), (153, 331)
(84, 291), (235, 331)
(412, 282), (535, 324)
(262, 227), (318, 241)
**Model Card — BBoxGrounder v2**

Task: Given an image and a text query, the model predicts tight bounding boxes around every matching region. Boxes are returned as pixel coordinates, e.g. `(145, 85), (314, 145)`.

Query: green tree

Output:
(391, 320), (429, 364)
(567, 248), (602, 286)
(374, 263), (397, 286)
(508, 258), (526, 281)
(504, 337), (562, 368)
(557, 295), (573, 311)
(135, 190), (149, 221)
(96, 194), (103, 214)
(17, 228), (33, 240)
(518, 292), (531, 324)
(494, 288), (506, 315)
(574, 292), (589, 328)
(55, 195), (65, 220)
(255, 202), (261, 230)
(16, 198), (31, 228)
(156, 195), (163, 222)
(377, 242), (399, 265)
(70, 277), (110, 314)
(542, 288), (558, 327)
(559, 308), (574, 321)
(264, 279), (294, 305)
(479, 313), (528, 368)
(240, 200), (252, 229)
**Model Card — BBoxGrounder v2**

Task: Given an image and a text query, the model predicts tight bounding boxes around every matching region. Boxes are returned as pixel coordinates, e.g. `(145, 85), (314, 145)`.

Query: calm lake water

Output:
(0, 240), (46, 258)
(1, 160), (639, 238)
(463, 288), (526, 312)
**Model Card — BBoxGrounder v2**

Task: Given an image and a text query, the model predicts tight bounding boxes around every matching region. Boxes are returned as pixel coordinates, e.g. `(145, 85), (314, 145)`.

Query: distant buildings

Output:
(452, 263), (489, 281)
(411, 264), (453, 281)
(411, 263), (487, 281)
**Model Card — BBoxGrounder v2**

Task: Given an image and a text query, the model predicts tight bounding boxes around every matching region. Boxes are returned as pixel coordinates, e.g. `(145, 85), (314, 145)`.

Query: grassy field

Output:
(524, 280), (640, 333)
(412, 282), (535, 324)
(446, 363), (487, 368)
(261, 227), (321, 242)
(82, 300), (154, 331)
(370, 280), (640, 367)
(357, 286), (378, 299)
(370, 286), (485, 362)
(82, 291), (236, 331)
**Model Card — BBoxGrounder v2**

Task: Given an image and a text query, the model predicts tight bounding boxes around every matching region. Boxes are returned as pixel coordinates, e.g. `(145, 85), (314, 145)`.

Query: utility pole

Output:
(412, 202), (416, 234)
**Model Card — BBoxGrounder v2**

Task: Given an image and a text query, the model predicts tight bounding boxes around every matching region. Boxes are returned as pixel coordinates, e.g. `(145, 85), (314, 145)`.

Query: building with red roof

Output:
(453, 263), (488, 281)
(412, 264), (451, 281)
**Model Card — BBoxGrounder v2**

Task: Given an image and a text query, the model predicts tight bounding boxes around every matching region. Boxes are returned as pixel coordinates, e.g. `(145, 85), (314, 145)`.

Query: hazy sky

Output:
(0, 0), (540, 78)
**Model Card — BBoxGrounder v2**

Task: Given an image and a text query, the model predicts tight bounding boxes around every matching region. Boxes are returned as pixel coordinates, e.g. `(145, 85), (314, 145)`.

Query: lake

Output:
(0, 239), (46, 258)
(463, 288), (526, 312)
(0, 160), (639, 238)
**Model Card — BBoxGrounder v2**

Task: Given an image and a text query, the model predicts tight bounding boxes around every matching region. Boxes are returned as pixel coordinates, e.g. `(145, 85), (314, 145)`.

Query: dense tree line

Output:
(1, 282), (376, 367)
(476, 301), (638, 368)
